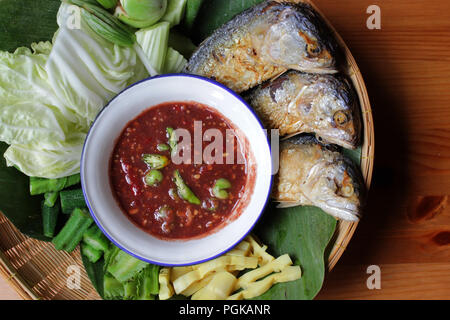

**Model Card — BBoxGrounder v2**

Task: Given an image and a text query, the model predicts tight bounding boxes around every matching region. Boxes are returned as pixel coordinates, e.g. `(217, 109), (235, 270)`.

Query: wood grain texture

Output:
(0, 277), (21, 300)
(1, 0), (449, 300)
(313, 0), (450, 300)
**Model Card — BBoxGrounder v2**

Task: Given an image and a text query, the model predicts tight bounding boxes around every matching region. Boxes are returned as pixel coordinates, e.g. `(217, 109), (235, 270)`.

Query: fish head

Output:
(309, 157), (363, 221)
(263, 3), (337, 73)
(306, 76), (361, 149)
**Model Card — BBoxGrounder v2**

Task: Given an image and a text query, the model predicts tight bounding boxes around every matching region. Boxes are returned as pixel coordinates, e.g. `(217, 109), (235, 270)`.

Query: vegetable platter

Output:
(0, 0), (374, 300)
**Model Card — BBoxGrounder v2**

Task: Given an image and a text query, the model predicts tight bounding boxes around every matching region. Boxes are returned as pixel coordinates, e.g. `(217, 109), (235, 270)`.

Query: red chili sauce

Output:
(110, 102), (250, 240)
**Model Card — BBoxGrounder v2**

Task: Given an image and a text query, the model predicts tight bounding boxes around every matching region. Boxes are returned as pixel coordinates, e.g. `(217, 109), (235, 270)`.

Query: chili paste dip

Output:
(109, 102), (255, 240)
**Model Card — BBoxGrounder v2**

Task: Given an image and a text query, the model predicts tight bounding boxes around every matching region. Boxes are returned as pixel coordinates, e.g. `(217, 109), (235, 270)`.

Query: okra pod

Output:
(52, 208), (93, 252)
(60, 188), (87, 214)
(41, 200), (60, 238)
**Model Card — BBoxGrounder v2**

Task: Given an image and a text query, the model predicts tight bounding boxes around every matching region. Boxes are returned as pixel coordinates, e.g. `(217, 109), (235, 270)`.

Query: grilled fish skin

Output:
(245, 70), (361, 149)
(184, 1), (338, 93)
(274, 135), (363, 221)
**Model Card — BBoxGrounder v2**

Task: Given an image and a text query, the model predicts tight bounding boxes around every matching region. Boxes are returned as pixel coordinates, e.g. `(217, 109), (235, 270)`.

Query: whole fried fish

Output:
(246, 70), (361, 149)
(274, 135), (363, 221)
(184, 1), (338, 93)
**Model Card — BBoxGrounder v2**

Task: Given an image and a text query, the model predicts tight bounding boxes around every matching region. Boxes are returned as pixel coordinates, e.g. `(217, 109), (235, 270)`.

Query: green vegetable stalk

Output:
(64, 0), (135, 47)
(107, 250), (148, 283)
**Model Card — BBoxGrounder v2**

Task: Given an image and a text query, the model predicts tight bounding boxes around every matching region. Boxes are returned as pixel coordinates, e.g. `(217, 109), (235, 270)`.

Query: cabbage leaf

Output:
(0, 3), (148, 178)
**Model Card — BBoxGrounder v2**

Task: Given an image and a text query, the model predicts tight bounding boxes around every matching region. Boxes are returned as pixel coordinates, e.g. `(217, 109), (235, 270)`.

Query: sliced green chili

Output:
(212, 178), (232, 200)
(166, 127), (178, 155)
(173, 170), (201, 205)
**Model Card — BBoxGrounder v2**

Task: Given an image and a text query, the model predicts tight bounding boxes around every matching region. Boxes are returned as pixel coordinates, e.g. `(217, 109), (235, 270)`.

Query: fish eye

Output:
(334, 111), (349, 126)
(340, 184), (354, 198)
(306, 43), (321, 57)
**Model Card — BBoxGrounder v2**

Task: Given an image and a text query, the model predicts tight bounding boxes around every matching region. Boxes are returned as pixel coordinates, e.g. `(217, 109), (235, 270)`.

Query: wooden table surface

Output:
(1, 0), (450, 300)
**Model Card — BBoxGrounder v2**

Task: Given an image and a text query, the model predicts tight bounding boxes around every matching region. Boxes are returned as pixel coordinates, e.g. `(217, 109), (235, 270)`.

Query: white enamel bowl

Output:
(81, 74), (273, 266)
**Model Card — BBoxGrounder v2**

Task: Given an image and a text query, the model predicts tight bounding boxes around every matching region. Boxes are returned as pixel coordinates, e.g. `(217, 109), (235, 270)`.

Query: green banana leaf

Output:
(0, 0), (61, 52)
(190, 0), (265, 42)
(81, 253), (105, 299)
(254, 205), (337, 300)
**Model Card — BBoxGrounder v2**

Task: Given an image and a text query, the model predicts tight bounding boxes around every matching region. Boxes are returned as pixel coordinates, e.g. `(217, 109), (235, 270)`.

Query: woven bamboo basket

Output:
(0, 0), (374, 300)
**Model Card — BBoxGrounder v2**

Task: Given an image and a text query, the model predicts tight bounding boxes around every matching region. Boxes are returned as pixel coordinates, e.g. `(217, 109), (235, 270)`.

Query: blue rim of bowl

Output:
(80, 73), (274, 267)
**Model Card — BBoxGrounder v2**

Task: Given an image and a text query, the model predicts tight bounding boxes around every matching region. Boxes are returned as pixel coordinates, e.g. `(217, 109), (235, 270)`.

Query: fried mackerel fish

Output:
(274, 135), (364, 221)
(184, 1), (338, 93)
(245, 70), (361, 149)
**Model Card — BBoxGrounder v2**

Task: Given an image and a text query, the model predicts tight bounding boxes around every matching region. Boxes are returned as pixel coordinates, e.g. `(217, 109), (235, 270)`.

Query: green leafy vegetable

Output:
(163, 47), (187, 73)
(104, 273), (125, 299)
(107, 249), (148, 283)
(135, 21), (170, 74)
(137, 264), (160, 299)
(0, 3), (148, 179)
(80, 4), (136, 47)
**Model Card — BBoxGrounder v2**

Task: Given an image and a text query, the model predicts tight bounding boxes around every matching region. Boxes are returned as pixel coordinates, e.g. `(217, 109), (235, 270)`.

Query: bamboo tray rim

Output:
(0, 0), (374, 300)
